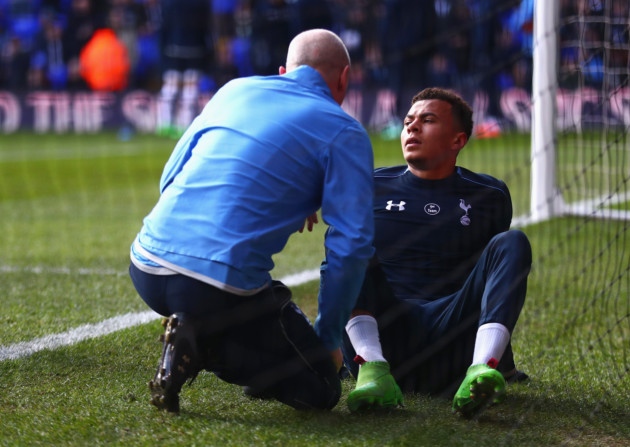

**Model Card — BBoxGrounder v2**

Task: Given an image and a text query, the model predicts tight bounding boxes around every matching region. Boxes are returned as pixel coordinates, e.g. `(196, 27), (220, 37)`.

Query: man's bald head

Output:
(285, 29), (351, 73)
(282, 29), (351, 105)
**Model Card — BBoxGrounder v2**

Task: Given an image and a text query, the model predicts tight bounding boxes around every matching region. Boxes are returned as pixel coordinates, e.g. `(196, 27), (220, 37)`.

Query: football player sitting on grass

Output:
(341, 87), (532, 417)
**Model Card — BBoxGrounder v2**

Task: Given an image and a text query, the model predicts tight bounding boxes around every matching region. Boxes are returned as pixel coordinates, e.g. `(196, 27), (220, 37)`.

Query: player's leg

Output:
(265, 288), (341, 410)
(465, 229), (531, 387)
(148, 312), (203, 413)
(175, 69), (201, 132)
(477, 229), (531, 332)
(342, 264), (405, 411)
(448, 229), (532, 416)
(129, 263), (217, 412)
(210, 282), (341, 410)
(156, 69), (181, 137)
(131, 266), (341, 411)
(344, 316), (403, 412)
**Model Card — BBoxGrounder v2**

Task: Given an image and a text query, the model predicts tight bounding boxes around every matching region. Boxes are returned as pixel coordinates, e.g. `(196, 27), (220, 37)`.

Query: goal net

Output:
(528, 0), (630, 430)
(341, 1), (629, 426)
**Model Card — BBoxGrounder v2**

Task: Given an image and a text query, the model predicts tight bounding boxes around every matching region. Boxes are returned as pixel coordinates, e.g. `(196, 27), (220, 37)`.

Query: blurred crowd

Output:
(0, 0), (625, 96)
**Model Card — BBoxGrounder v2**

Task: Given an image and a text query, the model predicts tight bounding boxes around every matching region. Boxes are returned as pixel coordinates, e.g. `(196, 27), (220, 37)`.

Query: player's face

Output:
(401, 99), (462, 179)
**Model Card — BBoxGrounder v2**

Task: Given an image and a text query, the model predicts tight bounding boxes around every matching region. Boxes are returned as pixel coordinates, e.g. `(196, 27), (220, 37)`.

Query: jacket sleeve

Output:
(313, 125), (375, 351)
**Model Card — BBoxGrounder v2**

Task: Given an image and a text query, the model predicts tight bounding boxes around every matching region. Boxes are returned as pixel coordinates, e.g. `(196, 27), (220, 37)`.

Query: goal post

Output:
(531, 0), (630, 223)
(530, 0), (565, 223)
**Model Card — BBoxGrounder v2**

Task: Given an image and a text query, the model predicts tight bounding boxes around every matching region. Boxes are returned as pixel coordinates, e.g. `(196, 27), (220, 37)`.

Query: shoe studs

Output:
(149, 314), (199, 413)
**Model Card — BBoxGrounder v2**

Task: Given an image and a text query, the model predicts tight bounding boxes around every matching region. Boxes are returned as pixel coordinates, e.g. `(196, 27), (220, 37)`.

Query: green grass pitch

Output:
(0, 131), (628, 446)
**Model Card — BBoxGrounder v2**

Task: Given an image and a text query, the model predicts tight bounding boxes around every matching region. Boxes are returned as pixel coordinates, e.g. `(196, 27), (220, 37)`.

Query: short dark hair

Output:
(411, 87), (473, 140)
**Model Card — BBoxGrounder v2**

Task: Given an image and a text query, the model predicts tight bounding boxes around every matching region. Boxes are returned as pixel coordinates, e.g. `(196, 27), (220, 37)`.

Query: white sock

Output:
(345, 315), (386, 363)
(472, 322), (511, 367)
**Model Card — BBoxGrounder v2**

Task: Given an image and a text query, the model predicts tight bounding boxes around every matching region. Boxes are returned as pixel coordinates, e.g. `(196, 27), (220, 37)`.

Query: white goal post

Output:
(531, 0), (563, 223)
(531, 0), (630, 223)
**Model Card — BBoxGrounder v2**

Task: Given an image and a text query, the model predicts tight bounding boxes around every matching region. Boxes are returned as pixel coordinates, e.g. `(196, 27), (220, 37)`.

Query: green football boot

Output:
(452, 363), (506, 417)
(347, 361), (403, 412)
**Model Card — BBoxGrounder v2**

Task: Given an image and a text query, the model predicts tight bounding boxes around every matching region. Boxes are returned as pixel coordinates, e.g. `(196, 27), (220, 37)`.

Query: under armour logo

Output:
(386, 200), (406, 211)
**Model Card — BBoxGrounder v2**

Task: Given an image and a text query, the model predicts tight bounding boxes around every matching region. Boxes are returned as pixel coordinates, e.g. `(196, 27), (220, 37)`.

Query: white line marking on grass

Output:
(0, 146), (149, 163)
(0, 311), (160, 361)
(0, 265), (123, 275)
(0, 268), (320, 361)
(274, 268), (320, 286)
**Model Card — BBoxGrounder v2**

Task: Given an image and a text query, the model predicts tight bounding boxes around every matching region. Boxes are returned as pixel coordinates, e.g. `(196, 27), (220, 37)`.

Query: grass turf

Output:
(0, 131), (628, 446)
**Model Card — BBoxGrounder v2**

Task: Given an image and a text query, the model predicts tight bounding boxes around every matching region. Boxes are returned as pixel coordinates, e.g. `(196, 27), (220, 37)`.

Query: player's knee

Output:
(507, 229), (532, 264)
(492, 230), (532, 265)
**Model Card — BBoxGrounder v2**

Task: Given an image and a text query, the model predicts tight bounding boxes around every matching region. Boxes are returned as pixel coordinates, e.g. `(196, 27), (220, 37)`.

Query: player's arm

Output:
(314, 127), (375, 354)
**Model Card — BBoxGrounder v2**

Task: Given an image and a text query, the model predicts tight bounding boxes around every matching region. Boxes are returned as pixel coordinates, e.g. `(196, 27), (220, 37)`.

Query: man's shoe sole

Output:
(148, 314), (198, 413)
(347, 390), (402, 412)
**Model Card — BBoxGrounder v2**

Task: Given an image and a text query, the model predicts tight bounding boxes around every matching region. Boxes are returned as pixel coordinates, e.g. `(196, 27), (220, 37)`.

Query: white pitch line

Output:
(0, 265), (123, 276)
(0, 268), (320, 362)
(0, 311), (160, 361)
